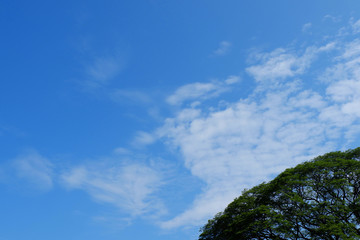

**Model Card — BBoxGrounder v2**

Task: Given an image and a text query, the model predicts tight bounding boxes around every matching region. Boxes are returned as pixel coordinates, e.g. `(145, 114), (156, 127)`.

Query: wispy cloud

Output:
(4, 148), (165, 221)
(61, 160), (165, 217)
(159, 21), (360, 229)
(132, 131), (157, 146)
(351, 18), (360, 34)
(166, 76), (240, 106)
(212, 41), (231, 56)
(323, 14), (341, 23)
(83, 55), (124, 89)
(80, 55), (155, 107)
(159, 85), (334, 228)
(12, 150), (54, 190)
(246, 43), (335, 84)
(109, 89), (152, 104)
(302, 22), (312, 33)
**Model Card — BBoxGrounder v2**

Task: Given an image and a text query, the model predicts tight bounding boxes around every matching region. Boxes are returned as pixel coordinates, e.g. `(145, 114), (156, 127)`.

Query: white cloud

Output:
(246, 43), (335, 84)
(318, 39), (360, 134)
(351, 18), (360, 34)
(13, 150), (54, 190)
(61, 161), (164, 217)
(212, 41), (231, 56)
(161, 185), (237, 228)
(225, 75), (240, 85)
(323, 14), (341, 23)
(167, 82), (217, 105)
(160, 83), (337, 228)
(302, 22), (312, 32)
(166, 76), (240, 106)
(246, 48), (308, 82)
(327, 79), (360, 102)
(341, 39), (360, 59)
(322, 39), (360, 98)
(158, 24), (360, 228)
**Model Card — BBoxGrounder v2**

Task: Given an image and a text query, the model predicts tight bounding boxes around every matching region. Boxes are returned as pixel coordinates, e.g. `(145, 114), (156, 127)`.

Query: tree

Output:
(199, 147), (360, 240)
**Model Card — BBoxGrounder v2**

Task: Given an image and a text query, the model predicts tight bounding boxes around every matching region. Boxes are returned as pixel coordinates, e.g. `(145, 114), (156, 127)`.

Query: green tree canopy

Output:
(199, 147), (360, 240)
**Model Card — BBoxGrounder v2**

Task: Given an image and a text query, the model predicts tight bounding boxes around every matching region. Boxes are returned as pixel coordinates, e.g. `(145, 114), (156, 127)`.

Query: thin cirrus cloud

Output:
(82, 55), (154, 106)
(4, 149), (165, 219)
(12, 150), (54, 190)
(323, 14), (341, 23)
(158, 21), (360, 228)
(83, 55), (124, 89)
(351, 18), (360, 34)
(166, 75), (240, 106)
(132, 131), (157, 146)
(109, 89), (152, 105)
(302, 22), (312, 32)
(61, 160), (165, 217)
(212, 41), (232, 56)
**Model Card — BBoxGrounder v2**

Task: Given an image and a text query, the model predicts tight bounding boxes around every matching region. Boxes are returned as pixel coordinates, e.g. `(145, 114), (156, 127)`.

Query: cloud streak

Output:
(166, 76), (240, 106)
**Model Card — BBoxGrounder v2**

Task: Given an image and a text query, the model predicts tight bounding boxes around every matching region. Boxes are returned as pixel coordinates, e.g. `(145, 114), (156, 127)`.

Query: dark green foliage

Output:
(199, 147), (360, 240)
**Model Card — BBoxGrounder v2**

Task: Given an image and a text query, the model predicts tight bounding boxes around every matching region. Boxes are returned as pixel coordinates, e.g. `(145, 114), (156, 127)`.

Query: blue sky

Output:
(1, 1), (360, 239)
